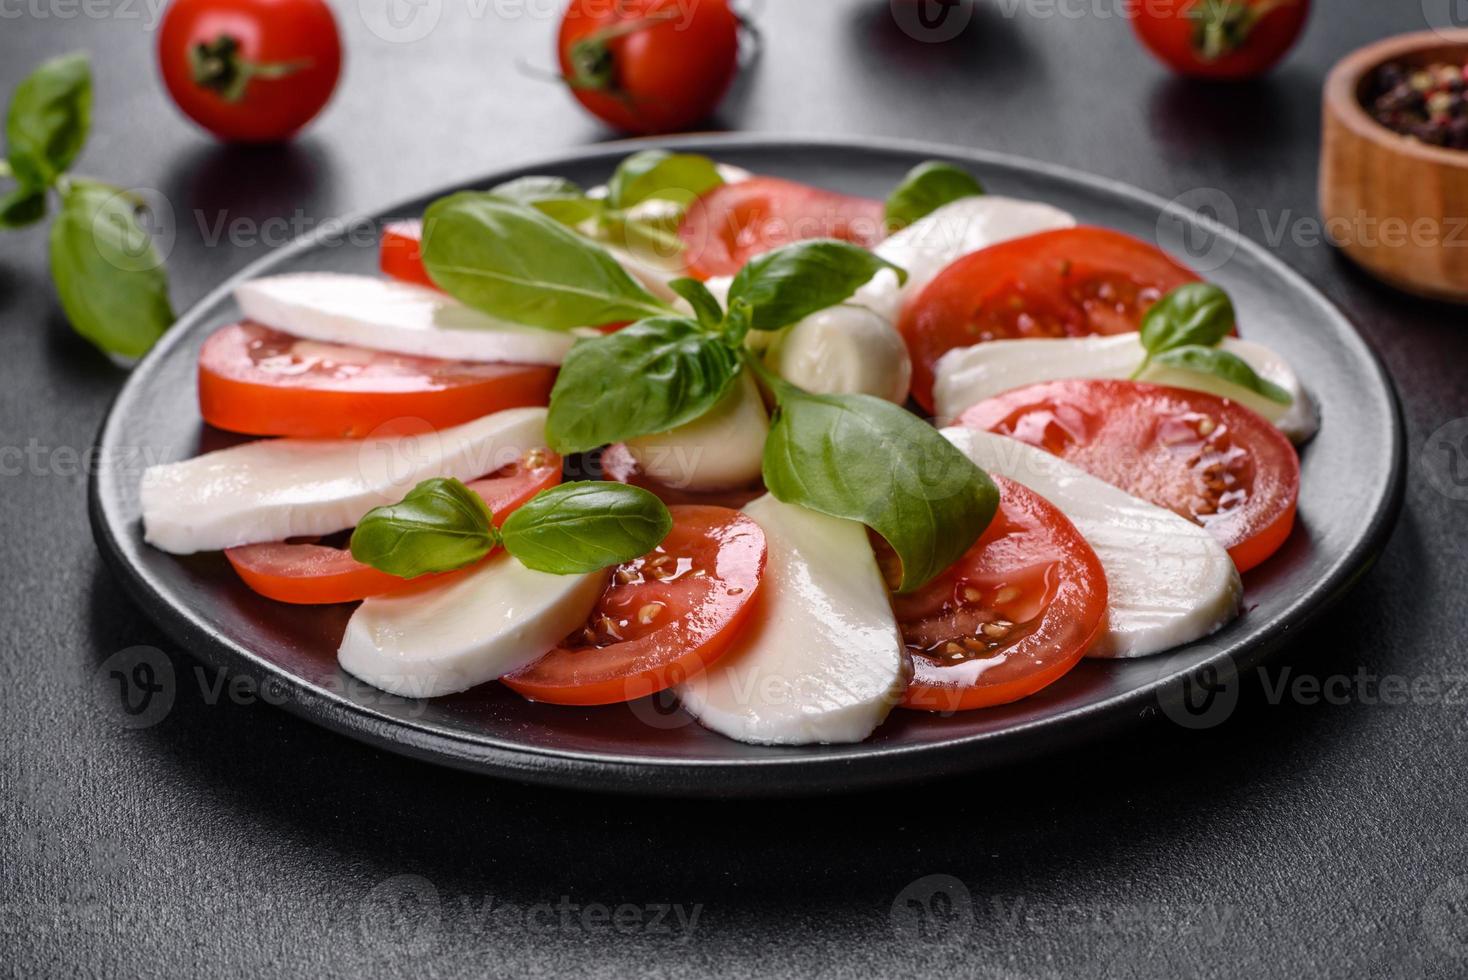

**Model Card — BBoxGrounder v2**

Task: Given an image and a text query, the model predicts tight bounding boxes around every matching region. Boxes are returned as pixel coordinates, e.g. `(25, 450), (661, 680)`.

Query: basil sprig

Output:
(350, 478), (672, 579)
(885, 161), (984, 231)
(2, 52), (174, 358)
(605, 149), (723, 211)
(728, 239), (906, 332)
(1132, 283), (1291, 405)
(756, 363), (998, 593)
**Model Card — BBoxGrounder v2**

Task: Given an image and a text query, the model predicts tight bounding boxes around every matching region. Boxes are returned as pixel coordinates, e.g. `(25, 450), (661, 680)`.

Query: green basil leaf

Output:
(1150, 345), (1293, 405)
(728, 239), (907, 332)
(606, 150), (723, 210)
(546, 316), (741, 453)
(720, 298), (754, 348)
(349, 477), (500, 578)
(421, 192), (671, 330)
(761, 387), (998, 592)
(669, 276), (724, 330)
(884, 161), (984, 230)
(501, 481), (673, 574)
(1139, 282), (1234, 356)
(5, 52), (91, 189)
(0, 182), (48, 228)
(49, 183), (172, 358)
(489, 175), (604, 226)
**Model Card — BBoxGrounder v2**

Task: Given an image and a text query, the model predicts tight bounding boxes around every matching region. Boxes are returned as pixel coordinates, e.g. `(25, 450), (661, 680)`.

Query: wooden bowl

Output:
(1321, 30), (1468, 303)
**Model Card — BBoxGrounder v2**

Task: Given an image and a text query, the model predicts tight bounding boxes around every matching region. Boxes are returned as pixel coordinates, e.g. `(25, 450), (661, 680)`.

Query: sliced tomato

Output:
(198, 322), (555, 438)
(381, 219), (435, 288)
(890, 475), (1108, 712)
(503, 505), (766, 705)
(225, 450), (562, 605)
(959, 379), (1300, 573)
(899, 227), (1203, 410)
(678, 177), (888, 279)
(598, 443), (765, 510)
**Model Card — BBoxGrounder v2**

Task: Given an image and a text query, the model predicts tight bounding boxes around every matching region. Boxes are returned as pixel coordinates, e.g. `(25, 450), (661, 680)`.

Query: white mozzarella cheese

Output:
(764, 303), (912, 404)
(932, 333), (1318, 443)
(624, 373), (769, 491)
(876, 195), (1077, 303)
(234, 273), (576, 365)
(141, 408), (548, 554)
(338, 554), (608, 698)
(940, 427), (1242, 659)
(676, 495), (909, 744)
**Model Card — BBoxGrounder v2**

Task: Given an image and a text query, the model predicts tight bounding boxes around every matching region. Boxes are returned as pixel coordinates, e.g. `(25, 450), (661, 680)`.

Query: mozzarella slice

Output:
(603, 243), (683, 303)
(624, 372), (769, 491)
(338, 554), (608, 698)
(932, 334), (1318, 443)
(876, 195), (1077, 303)
(941, 427), (1242, 659)
(235, 273), (576, 365)
(141, 407), (548, 554)
(764, 304), (912, 403)
(676, 495), (909, 744)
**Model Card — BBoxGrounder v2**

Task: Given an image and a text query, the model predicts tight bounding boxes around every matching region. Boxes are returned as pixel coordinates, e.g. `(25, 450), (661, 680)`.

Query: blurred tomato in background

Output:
(557, 0), (742, 134)
(1132, 0), (1309, 80)
(158, 0), (341, 142)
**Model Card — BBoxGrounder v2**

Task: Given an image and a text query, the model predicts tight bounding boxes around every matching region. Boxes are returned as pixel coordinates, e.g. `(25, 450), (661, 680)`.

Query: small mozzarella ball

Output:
(625, 372), (769, 491)
(765, 305), (912, 404)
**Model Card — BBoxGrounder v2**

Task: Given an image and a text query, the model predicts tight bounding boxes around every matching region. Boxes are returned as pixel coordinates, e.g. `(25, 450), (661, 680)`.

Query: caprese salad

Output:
(138, 150), (1316, 746)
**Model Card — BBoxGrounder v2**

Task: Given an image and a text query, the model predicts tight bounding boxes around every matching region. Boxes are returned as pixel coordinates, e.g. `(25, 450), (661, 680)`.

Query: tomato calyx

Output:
(1189, 0), (1291, 62)
(188, 34), (312, 103)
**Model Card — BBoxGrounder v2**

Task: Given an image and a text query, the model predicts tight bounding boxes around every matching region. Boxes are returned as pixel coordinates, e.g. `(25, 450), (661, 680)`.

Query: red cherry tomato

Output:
(557, 0), (740, 135)
(678, 177), (888, 279)
(157, 0), (341, 142)
(197, 323), (556, 439)
(959, 379), (1300, 573)
(225, 450), (563, 605)
(890, 475), (1108, 712)
(504, 505), (767, 705)
(1132, 0), (1308, 80)
(898, 227), (1202, 410)
(380, 220), (436, 289)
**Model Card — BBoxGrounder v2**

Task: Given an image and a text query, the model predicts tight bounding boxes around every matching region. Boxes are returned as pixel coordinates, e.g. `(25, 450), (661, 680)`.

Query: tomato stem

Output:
(1188, 0), (1290, 62)
(189, 35), (312, 103)
(564, 12), (681, 93)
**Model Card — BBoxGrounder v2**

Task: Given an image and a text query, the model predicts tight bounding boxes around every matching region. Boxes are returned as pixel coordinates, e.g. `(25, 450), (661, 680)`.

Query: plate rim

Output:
(88, 133), (1408, 796)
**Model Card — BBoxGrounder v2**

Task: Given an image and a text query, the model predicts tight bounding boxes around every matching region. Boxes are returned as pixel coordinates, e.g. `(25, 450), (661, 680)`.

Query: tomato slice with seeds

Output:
(380, 219), (436, 288)
(225, 450), (562, 605)
(889, 475), (1108, 712)
(598, 443), (766, 511)
(198, 322), (555, 439)
(503, 505), (767, 706)
(959, 379), (1300, 573)
(898, 227), (1203, 410)
(678, 177), (888, 280)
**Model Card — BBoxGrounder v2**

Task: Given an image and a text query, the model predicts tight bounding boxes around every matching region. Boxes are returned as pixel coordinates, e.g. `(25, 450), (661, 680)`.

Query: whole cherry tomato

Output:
(557, 0), (741, 134)
(158, 0), (342, 142)
(1131, 0), (1308, 80)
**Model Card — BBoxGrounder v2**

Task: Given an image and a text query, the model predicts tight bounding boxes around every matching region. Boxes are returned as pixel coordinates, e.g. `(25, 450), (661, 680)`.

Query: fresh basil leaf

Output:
(720, 298), (754, 348)
(728, 239), (907, 332)
(489, 175), (604, 227)
(1151, 345), (1294, 405)
(546, 317), (741, 453)
(1139, 282), (1234, 356)
(606, 150), (723, 210)
(5, 52), (91, 189)
(421, 192), (671, 329)
(669, 276), (723, 330)
(349, 477), (500, 579)
(884, 161), (984, 230)
(49, 182), (172, 358)
(501, 481), (673, 574)
(0, 182), (47, 228)
(761, 386), (998, 592)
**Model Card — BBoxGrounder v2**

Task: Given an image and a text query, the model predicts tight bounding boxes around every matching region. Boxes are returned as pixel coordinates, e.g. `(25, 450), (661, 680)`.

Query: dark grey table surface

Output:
(3, 1), (1467, 976)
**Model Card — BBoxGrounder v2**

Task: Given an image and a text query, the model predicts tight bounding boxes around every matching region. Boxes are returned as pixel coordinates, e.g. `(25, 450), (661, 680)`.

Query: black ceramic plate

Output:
(90, 136), (1404, 796)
